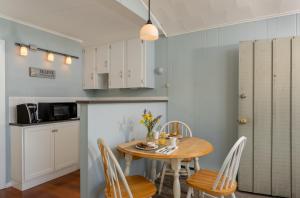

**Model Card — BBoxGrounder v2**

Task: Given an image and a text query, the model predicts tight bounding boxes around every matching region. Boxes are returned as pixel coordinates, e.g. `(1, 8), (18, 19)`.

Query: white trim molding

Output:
(0, 40), (6, 189)
(0, 14), (82, 43)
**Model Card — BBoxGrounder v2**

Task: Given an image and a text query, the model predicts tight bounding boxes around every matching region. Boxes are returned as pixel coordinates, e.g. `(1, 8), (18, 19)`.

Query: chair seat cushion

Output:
(105, 175), (157, 198)
(186, 169), (237, 196)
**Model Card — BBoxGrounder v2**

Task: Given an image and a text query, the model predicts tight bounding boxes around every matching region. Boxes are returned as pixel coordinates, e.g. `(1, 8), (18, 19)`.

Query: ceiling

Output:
(0, 0), (145, 46)
(0, 0), (300, 45)
(146, 0), (300, 36)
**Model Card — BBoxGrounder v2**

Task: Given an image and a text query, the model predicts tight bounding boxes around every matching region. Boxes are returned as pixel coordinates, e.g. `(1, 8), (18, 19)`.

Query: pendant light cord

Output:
(147, 0), (152, 24)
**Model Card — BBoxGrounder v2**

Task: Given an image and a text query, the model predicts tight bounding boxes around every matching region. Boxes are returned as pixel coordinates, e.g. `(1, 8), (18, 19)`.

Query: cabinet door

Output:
(54, 122), (79, 170)
(96, 44), (110, 74)
(126, 38), (143, 88)
(109, 41), (125, 88)
(24, 126), (54, 181)
(83, 47), (97, 89)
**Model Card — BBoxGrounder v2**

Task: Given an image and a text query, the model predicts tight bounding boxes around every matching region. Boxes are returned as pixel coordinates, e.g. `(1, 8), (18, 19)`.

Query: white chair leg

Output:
(158, 163), (167, 195)
(187, 187), (193, 198)
(186, 162), (191, 177)
(231, 193), (236, 198)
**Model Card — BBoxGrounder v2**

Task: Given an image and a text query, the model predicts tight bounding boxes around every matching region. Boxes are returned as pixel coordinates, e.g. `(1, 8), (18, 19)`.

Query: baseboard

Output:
(11, 165), (79, 191)
(0, 181), (12, 190)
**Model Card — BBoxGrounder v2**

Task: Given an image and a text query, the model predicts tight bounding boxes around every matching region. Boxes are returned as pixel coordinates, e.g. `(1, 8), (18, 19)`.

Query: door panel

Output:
(83, 47), (96, 89)
(126, 38), (143, 88)
(24, 127), (54, 181)
(253, 40), (272, 194)
(238, 41), (254, 192)
(272, 38), (291, 197)
(292, 37), (300, 198)
(54, 122), (79, 170)
(109, 41), (125, 88)
(96, 44), (110, 74)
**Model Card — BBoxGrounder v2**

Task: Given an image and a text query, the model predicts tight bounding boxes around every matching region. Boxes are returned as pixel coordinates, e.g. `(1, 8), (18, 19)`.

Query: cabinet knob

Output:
(104, 60), (108, 67)
(91, 73), (94, 80)
(120, 71), (123, 78)
(52, 129), (58, 133)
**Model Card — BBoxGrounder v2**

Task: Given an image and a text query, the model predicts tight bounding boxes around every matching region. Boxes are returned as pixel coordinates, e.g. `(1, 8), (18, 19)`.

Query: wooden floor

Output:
(0, 171), (273, 198)
(0, 171), (80, 198)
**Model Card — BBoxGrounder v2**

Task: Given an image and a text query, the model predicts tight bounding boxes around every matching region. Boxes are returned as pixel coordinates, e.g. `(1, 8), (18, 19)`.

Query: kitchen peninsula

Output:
(77, 97), (168, 198)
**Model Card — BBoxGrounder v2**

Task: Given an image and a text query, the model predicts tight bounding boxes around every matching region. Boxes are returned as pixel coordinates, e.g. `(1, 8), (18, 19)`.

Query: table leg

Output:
(171, 159), (181, 198)
(194, 157), (200, 171)
(151, 160), (157, 182)
(124, 154), (132, 176)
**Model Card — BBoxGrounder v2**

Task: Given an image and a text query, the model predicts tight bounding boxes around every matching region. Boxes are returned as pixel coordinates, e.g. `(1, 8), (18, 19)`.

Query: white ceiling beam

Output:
(114, 0), (167, 37)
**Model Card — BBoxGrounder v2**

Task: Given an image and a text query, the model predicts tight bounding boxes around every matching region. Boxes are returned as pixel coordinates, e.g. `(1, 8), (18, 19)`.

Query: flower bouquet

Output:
(140, 109), (162, 143)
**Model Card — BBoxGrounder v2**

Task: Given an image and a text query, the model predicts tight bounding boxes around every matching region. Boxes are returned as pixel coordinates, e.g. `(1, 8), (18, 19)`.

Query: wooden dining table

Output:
(117, 137), (214, 198)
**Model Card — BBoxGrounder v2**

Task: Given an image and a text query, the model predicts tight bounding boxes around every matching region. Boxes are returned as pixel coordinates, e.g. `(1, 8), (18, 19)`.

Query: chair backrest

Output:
(160, 120), (192, 137)
(97, 139), (133, 198)
(213, 136), (247, 191)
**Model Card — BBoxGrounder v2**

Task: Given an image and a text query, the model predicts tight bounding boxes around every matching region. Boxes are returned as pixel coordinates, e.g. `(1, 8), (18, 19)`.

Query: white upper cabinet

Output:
(96, 44), (110, 74)
(109, 41), (125, 89)
(83, 47), (97, 89)
(126, 38), (143, 88)
(83, 37), (155, 89)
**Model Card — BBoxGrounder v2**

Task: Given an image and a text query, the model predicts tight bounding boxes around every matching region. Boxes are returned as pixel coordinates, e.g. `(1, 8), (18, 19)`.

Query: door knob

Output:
(238, 118), (247, 125)
(240, 93), (247, 99)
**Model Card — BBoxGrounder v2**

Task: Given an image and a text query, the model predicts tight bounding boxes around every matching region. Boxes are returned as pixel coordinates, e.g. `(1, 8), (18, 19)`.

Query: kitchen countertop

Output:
(76, 97), (168, 104)
(9, 118), (80, 127)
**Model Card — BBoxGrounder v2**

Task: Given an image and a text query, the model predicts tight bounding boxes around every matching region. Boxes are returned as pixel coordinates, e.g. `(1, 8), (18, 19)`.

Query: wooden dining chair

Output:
(186, 136), (247, 198)
(158, 120), (193, 195)
(97, 138), (157, 198)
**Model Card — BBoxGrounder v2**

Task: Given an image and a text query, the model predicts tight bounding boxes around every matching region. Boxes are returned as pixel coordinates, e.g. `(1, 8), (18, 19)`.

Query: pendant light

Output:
(140, 0), (159, 41)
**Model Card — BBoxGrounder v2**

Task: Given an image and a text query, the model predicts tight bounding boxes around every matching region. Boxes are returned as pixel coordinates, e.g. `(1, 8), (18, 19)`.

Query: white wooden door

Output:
(0, 40), (5, 189)
(272, 38), (291, 197)
(126, 38), (143, 88)
(292, 37), (300, 198)
(253, 40), (272, 195)
(109, 41), (125, 88)
(83, 47), (97, 89)
(54, 122), (79, 170)
(24, 126), (54, 181)
(96, 44), (110, 74)
(238, 41), (254, 192)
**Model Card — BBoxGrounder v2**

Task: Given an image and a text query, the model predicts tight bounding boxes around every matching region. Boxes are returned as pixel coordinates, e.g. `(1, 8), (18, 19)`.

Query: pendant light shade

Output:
(140, 0), (159, 41)
(140, 22), (159, 41)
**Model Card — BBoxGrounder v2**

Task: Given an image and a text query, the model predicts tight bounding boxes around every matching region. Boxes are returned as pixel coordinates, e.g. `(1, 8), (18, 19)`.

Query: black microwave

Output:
(38, 102), (77, 122)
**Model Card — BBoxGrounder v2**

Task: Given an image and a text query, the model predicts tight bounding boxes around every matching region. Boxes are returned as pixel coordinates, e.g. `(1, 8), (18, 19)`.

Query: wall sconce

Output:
(65, 56), (72, 65)
(47, 52), (54, 62)
(19, 46), (28, 56)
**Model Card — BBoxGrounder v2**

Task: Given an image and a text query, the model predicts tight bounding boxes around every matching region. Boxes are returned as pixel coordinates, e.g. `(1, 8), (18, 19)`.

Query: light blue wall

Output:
(165, 14), (300, 169)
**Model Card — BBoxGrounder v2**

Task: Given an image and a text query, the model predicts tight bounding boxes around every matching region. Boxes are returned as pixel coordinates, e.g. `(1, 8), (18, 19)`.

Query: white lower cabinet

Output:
(11, 121), (79, 190)
(54, 123), (79, 170)
(24, 126), (54, 181)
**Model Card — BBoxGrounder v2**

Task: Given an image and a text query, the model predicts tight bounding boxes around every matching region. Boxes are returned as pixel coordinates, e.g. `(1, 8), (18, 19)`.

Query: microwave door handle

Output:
(25, 105), (32, 124)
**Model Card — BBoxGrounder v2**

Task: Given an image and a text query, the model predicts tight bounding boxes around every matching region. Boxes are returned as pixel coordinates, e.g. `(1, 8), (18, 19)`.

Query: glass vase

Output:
(146, 130), (154, 143)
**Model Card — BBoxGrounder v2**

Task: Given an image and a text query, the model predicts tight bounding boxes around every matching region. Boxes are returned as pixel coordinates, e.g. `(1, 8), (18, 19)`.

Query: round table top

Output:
(117, 137), (214, 160)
